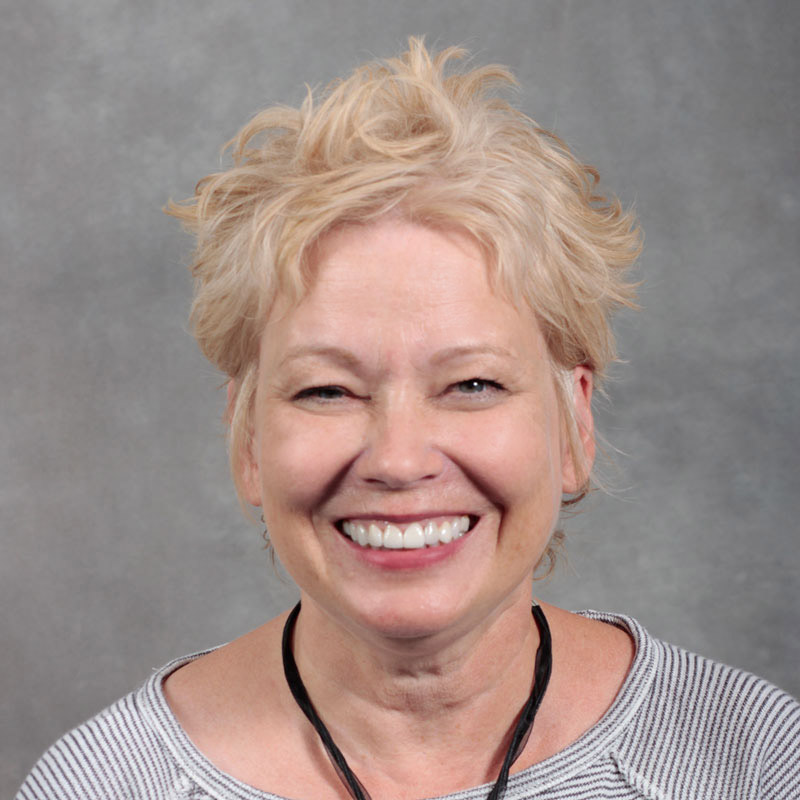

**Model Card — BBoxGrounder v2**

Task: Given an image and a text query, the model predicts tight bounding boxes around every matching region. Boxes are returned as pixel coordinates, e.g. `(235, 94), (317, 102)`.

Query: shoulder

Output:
(636, 630), (799, 755)
(585, 611), (800, 799)
(16, 653), (206, 800)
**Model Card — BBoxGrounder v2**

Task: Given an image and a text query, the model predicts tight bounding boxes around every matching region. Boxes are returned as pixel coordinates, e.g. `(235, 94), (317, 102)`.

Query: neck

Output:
(290, 589), (543, 794)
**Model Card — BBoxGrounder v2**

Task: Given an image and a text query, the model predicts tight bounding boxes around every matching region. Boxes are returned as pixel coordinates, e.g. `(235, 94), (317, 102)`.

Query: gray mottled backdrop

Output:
(3, 0), (798, 792)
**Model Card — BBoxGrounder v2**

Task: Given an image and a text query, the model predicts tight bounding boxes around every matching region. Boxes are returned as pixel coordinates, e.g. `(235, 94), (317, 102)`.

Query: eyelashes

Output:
(293, 385), (353, 402)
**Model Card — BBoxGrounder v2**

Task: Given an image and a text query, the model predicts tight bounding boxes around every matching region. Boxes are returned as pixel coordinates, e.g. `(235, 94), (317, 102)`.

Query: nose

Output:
(354, 396), (445, 489)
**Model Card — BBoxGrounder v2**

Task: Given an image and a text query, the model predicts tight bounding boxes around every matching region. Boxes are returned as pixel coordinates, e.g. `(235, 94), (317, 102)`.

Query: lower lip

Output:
(337, 528), (472, 570)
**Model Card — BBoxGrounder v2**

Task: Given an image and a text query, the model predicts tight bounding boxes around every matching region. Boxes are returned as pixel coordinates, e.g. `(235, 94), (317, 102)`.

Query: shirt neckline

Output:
(139, 610), (659, 800)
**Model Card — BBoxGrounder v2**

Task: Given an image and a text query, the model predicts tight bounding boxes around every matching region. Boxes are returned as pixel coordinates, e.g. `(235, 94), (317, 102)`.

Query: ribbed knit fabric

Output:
(17, 611), (800, 800)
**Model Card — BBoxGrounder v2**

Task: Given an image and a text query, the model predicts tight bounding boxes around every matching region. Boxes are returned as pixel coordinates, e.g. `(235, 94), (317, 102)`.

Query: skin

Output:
(164, 219), (634, 799)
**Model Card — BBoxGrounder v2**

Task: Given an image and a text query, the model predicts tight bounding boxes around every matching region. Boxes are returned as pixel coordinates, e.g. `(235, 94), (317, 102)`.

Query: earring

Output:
(260, 513), (270, 547)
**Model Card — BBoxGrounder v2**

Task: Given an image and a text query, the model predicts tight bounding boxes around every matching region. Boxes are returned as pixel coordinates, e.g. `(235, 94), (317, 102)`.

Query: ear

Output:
(227, 379), (263, 507)
(561, 366), (596, 494)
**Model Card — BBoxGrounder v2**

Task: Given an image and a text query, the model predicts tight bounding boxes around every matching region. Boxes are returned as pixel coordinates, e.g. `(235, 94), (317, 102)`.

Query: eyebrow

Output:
(278, 345), (363, 370)
(428, 345), (515, 366)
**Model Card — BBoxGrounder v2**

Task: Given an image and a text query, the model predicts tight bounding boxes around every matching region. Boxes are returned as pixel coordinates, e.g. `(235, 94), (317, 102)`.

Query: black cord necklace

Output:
(281, 601), (552, 800)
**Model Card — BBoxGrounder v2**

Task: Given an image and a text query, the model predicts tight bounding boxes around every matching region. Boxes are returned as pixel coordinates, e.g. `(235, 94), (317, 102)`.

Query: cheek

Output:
(455, 406), (563, 506)
(256, 411), (362, 518)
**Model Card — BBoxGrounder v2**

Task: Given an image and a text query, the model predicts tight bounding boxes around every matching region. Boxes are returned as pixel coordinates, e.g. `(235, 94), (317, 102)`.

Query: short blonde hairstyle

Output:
(167, 38), (641, 569)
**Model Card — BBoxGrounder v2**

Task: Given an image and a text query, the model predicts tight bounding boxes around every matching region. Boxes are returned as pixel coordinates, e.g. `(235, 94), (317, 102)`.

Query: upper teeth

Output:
(342, 517), (471, 549)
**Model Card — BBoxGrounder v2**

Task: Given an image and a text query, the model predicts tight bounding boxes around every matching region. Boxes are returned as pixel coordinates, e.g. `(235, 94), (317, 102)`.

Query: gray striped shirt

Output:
(17, 611), (800, 799)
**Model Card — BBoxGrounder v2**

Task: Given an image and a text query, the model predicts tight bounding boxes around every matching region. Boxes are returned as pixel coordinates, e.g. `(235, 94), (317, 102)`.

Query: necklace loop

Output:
(282, 602), (552, 800)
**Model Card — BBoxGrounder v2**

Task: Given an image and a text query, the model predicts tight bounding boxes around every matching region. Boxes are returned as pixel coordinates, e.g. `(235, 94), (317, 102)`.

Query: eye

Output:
(452, 378), (505, 395)
(293, 385), (349, 402)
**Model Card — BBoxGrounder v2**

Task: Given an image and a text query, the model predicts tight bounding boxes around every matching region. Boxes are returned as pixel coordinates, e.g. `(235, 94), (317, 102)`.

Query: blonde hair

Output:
(166, 38), (641, 570)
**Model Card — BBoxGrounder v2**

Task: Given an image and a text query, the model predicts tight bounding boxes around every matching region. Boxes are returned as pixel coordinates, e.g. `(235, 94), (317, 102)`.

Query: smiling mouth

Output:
(337, 516), (477, 550)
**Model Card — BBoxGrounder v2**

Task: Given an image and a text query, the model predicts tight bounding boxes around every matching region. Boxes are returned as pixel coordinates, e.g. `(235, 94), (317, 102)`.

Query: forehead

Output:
(310, 219), (490, 303)
(262, 219), (546, 365)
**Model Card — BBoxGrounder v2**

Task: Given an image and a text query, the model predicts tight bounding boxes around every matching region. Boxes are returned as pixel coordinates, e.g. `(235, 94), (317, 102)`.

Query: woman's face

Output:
(241, 219), (593, 641)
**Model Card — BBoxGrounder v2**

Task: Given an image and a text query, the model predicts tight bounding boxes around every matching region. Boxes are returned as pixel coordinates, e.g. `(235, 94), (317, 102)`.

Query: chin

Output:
(335, 586), (487, 645)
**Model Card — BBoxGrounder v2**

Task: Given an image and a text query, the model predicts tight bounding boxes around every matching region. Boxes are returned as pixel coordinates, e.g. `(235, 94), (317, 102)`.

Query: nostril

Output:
(355, 447), (446, 489)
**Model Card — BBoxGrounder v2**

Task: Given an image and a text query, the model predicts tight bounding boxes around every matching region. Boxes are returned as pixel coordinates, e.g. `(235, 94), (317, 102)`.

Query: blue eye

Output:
(454, 378), (504, 394)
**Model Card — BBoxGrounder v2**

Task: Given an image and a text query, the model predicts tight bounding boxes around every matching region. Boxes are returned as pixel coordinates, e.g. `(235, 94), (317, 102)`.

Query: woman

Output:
(18, 39), (799, 800)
